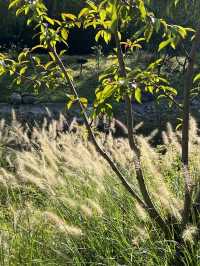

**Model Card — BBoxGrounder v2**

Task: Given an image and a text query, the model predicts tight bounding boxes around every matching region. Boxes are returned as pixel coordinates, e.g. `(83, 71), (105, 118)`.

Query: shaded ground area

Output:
(0, 102), (67, 124)
(0, 53), (199, 141)
(0, 54), (101, 103)
(0, 97), (199, 142)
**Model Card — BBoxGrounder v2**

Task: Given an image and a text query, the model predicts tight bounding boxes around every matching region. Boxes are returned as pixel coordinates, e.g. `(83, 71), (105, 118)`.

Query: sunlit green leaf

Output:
(135, 87), (142, 103)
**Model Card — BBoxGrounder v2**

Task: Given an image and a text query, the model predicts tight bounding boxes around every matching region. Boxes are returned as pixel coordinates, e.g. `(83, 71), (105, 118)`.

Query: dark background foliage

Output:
(0, 0), (198, 54)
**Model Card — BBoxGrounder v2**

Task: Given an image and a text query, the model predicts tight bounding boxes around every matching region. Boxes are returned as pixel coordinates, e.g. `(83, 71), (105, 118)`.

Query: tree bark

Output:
(181, 24), (200, 229)
(114, 32), (170, 237)
(48, 44), (147, 211)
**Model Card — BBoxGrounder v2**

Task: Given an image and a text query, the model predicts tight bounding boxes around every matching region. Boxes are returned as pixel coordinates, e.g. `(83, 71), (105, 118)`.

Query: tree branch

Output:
(161, 90), (183, 111)
(48, 44), (147, 211)
(114, 32), (170, 237)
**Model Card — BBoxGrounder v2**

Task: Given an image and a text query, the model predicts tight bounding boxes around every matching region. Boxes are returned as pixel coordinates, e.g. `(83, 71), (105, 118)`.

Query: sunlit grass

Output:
(0, 116), (198, 264)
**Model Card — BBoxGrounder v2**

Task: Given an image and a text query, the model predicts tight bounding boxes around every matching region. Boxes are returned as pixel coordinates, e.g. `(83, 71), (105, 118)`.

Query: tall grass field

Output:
(0, 115), (199, 265)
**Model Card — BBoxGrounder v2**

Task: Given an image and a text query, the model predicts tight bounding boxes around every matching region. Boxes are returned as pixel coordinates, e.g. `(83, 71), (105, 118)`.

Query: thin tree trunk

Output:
(181, 24), (200, 228)
(48, 44), (146, 209)
(49, 40), (170, 236)
(114, 32), (170, 236)
(170, 24), (200, 266)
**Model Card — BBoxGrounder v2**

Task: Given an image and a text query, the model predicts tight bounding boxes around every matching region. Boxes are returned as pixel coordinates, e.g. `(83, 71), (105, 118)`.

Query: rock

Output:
(22, 94), (37, 104)
(10, 93), (22, 105)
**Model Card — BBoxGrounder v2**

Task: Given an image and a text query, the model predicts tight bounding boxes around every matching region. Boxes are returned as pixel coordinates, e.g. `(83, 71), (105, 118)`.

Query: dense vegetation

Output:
(1, 0), (200, 53)
(0, 117), (199, 265)
(0, 0), (200, 265)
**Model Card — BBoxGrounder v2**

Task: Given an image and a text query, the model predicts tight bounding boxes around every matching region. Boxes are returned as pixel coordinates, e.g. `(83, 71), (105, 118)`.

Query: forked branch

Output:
(114, 32), (170, 236)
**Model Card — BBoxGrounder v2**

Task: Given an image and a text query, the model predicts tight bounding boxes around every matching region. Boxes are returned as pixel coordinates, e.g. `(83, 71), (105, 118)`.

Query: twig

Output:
(161, 90), (183, 111)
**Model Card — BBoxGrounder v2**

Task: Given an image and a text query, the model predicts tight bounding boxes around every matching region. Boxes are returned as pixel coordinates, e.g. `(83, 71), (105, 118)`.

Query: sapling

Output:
(4, 0), (200, 264)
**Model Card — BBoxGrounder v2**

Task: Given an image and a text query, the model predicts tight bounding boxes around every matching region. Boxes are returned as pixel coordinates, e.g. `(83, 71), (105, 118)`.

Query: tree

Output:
(2, 0), (200, 264)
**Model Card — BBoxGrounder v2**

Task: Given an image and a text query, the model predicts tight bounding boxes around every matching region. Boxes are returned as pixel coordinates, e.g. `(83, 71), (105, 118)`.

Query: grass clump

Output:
(0, 117), (199, 265)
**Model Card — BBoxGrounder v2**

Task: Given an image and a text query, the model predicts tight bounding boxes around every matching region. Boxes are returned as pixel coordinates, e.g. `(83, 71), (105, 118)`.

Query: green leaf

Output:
(144, 26), (153, 42)
(95, 30), (111, 44)
(161, 86), (177, 95)
(59, 50), (67, 57)
(66, 94), (76, 110)
(158, 38), (172, 52)
(177, 26), (187, 39)
(147, 59), (163, 70)
(24, 6), (30, 15)
(104, 31), (111, 44)
(78, 8), (89, 18)
(44, 16), (55, 26)
(33, 56), (41, 65)
(18, 52), (25, 63)
(19, 66), (27, 76)
(96, 84), (115, 103)
(27, 18), (33, 26)
(176, 118), (183, 130)
(135, 87), (142, 103)
(16, 7), (24, 16)
(193, 73), (200, 83)
(148, 86), (154, 94)
(95, 31), (102, 42)
(61, 28), (69, 41)
(16, 76), (21, 85)
(9, 0), (21, 9)
(49, 52), (56, 61)
(66, 94), (76, 101)
(80, 97), (88, 108)
(45, 61), (54, 70)
(31, 45), (44, 52)
(62, 13), (77, 21)
(66, 99), (73, 110)
(87, 0), (97, 11)
(137, 0), (147, 19)
(99, 9), (106, 21)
